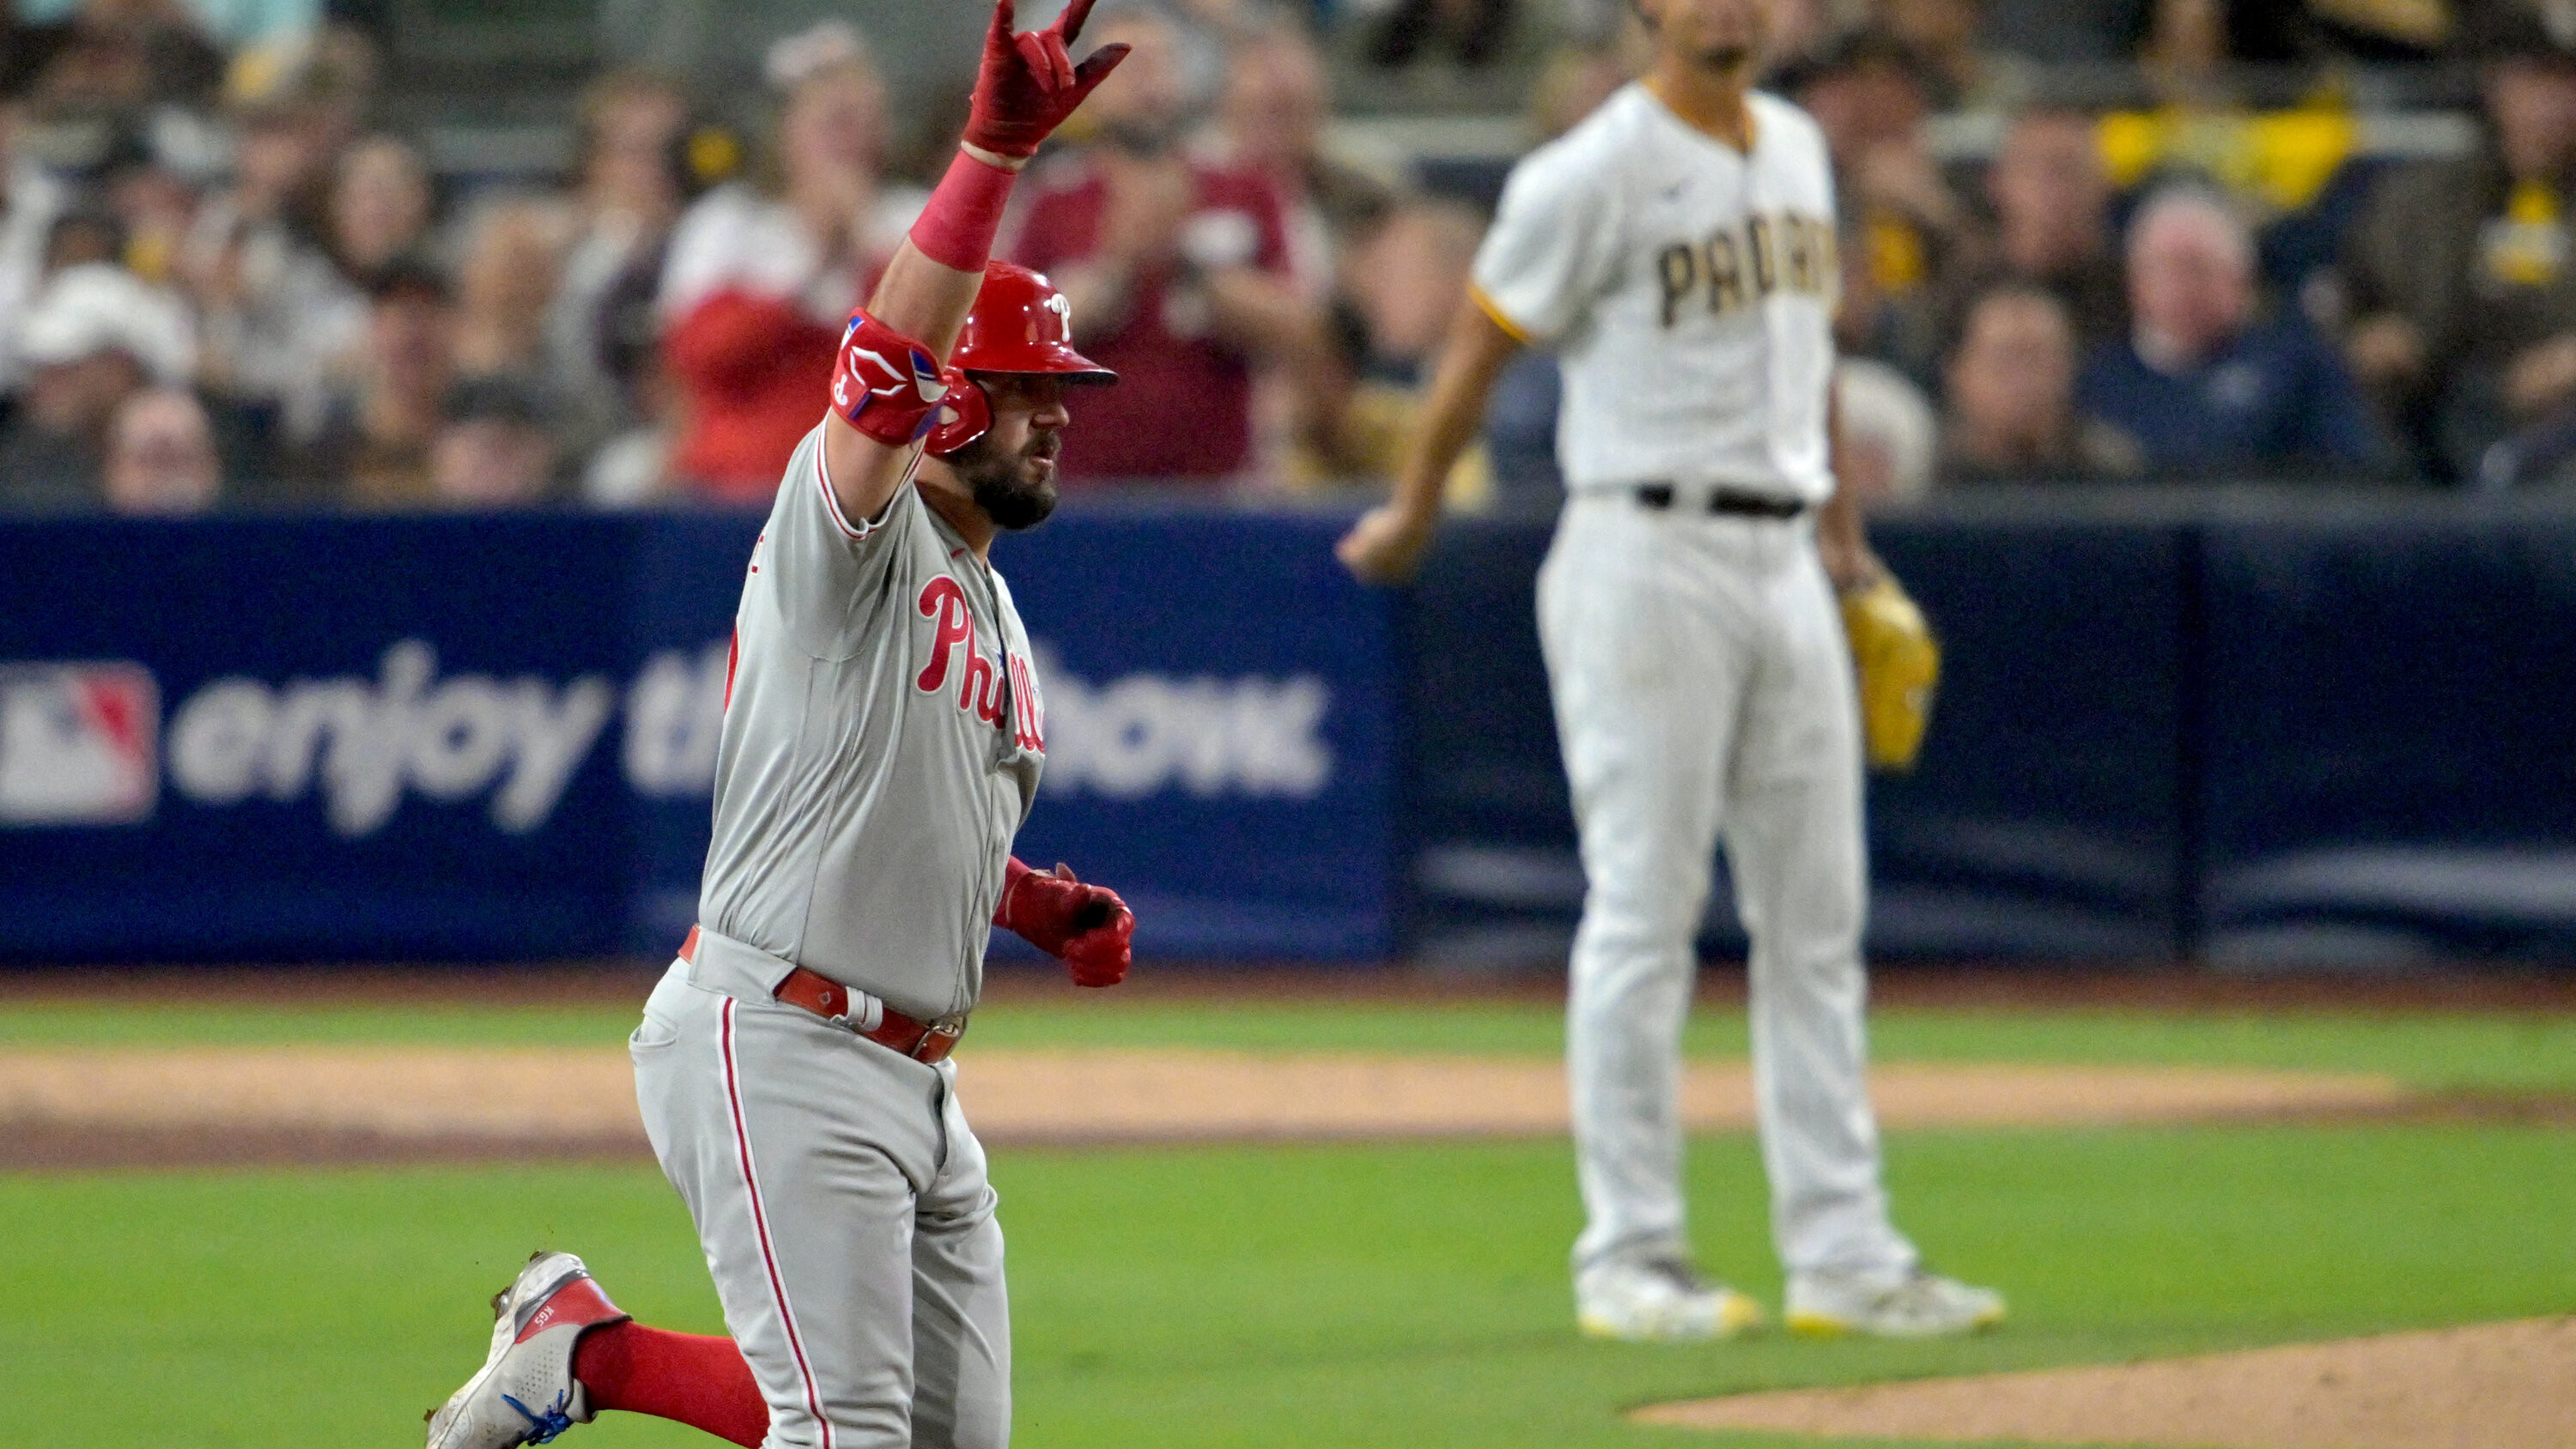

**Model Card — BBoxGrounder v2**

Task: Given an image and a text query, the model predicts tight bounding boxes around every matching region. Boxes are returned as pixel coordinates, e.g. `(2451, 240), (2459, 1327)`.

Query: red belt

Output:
(680, 925), (967, 1064)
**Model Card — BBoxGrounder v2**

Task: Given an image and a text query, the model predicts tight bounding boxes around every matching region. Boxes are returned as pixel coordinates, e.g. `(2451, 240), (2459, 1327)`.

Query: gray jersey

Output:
(696, 427), (1046, 1021)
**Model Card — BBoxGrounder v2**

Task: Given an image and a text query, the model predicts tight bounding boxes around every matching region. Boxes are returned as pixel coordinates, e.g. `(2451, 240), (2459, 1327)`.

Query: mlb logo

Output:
(0, 663), (161, 826)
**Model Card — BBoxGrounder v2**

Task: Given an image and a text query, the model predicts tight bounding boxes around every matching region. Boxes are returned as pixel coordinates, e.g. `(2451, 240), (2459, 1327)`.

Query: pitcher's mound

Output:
(1633, 1318), (2576, 1449)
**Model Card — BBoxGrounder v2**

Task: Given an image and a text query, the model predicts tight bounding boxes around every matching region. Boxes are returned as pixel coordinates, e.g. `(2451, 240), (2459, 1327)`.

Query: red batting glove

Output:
(962, 0), (1129, 161)
(996, 857), (1133, 987)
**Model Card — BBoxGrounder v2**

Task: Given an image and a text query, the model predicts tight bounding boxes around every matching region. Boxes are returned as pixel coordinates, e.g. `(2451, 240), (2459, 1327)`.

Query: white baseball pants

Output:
(634, 949), (1010, 1449)
(1537, 493), (1917, 1279)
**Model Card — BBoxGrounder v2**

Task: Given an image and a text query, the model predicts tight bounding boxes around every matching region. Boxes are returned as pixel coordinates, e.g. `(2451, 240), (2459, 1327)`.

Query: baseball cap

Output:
(15, 263), (194, 384)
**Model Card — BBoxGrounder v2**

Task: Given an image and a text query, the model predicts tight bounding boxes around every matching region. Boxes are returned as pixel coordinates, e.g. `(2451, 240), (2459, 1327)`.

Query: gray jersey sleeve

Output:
(758, 426), (930, 662)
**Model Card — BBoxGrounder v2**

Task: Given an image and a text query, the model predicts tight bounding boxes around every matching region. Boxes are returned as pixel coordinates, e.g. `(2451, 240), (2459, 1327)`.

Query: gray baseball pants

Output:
(633, 937), (1009, 1449)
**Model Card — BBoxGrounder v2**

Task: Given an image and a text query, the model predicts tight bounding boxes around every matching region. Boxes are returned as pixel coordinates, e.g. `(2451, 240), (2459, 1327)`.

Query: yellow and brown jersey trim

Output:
(1468, 282), (1537, 345)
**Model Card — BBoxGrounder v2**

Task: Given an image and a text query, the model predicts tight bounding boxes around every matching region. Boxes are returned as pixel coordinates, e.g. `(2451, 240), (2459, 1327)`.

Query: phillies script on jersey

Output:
(915, 575), (1045, 755)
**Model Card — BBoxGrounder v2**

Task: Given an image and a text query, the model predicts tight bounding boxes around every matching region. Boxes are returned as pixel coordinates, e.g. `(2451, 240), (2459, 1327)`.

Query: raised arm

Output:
(1334, 294), (1522, 584)
(818, 0), (1127, 527)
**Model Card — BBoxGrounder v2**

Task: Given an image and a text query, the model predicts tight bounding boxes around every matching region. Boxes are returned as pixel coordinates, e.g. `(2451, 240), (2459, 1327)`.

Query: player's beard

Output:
(952, 427), (1061, 532)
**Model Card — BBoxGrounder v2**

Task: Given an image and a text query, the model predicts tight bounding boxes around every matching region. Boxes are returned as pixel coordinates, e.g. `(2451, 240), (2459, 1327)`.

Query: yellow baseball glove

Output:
(1840, 575), (1940, 772)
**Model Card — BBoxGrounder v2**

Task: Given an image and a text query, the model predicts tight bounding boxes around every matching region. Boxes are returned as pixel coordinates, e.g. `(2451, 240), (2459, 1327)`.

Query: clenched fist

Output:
(996, 858), (1133, 987)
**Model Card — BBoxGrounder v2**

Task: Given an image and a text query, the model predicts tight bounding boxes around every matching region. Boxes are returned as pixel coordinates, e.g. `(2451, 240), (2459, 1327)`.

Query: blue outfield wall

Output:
(2196, 511), (2576, 964)
(0, 507), (1398, 963)
(0, 496), (2570, 965)
(1406, 512), (2197, 965)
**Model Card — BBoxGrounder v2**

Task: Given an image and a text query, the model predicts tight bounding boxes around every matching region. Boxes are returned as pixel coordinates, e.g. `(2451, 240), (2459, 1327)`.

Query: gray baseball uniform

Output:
(634, 425), (1043, 1449)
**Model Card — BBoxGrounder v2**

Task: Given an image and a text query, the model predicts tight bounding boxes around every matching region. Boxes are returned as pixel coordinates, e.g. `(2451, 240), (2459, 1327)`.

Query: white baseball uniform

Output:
(1473, 82), (1919, 1281)
(634, 427), (1044, 1449)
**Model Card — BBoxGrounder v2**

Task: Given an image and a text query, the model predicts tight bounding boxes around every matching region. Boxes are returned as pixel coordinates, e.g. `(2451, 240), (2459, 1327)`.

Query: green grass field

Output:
(7, 988), (2576, 1089)
(2, 990), (2572, 1448)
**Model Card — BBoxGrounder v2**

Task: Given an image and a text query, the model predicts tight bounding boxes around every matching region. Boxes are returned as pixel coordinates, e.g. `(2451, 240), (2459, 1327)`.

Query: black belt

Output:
(1634, 483), (1807, 519)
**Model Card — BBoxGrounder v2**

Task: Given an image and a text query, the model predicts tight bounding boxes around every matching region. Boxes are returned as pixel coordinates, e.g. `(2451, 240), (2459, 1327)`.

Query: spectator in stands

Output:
(16, 2), (224, 116)
(0, 82), (72, 395)
(429, 374), (561, 508)
(1364, 0), (1516, 69)
(450, 195), (572, 390)
(1299, 197), (1492, 499)
(657, 22), (918, 503)
(2138, 0), (2229, 101)
(325, 134), (432, 282)
(1791, 29), (1985, 384)
(1961, 106), (2126, 355)
(1835, 356), (1940, 506)
(1755, 0), (1835, 76)
(1530, 37), (1637, 141)
(44, 206), (127, 274)
(1011, 3), (1320, 486)
(294, 255), (452, 508)
(550, 70), (695, 449)
(1213, 22), (1394, 306)
(2342, 9), (2576, 485)
(1882, 0), (2032, 109)
(0, 259), (193, 510)
(179, 62), (366, 447)
(1211, 21), (1399, 484)
(99, 130), (201, 289)
(229, 25), (379, 162)
(1941, 282), (2138, 483)
(101, 385), (221, 514)
(2079, 188), (2389, 479)
(1974, 0), (2139, 63)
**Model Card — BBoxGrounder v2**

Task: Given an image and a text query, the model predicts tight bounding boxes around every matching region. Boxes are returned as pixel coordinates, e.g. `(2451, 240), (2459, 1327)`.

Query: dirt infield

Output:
(0, 1046), (2414, 1167)
(1633, 1318), (2576, 1449)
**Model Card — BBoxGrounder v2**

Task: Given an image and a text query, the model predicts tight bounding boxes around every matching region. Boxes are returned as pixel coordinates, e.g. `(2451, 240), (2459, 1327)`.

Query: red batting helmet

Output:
(929, 262), (1115, 457)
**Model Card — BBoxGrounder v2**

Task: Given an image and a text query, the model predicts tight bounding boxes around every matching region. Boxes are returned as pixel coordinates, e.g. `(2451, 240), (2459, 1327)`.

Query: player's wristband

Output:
(908, 145), (1021, 274)
(994, 856), (1035, 928)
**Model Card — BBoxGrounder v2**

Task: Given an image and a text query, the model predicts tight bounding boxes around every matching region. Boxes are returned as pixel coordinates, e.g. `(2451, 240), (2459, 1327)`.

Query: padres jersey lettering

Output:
(1471, 85), (1840, 501)
(1653, 212), (1834, 325)
(696, 427), (1044, 1021)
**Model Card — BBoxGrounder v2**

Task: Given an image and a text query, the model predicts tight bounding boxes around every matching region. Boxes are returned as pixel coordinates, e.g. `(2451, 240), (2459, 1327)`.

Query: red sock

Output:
(573, 1321), (769, 1448)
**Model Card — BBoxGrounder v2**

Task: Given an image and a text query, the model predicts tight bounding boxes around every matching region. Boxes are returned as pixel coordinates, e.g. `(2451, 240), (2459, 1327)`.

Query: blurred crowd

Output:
(5, 0), (2576, 518)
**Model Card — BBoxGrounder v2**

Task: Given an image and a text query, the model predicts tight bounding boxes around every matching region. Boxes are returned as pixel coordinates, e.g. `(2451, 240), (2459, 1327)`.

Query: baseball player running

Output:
(424, 7), (1136, 1447)
(1339, 0), (2002, 1343)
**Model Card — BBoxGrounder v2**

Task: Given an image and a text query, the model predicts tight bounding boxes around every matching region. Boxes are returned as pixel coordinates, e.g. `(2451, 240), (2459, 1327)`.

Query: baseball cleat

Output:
(1577, 1257), (1766, 1343)
(1783, 1268), (2005, 1338)
(425, 1251), (631, 1448)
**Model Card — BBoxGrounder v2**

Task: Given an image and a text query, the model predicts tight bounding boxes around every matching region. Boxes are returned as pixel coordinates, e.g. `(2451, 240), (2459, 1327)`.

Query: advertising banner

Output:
(0, 508), (1399, 962)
